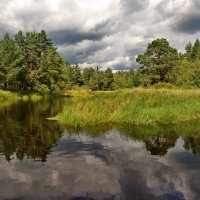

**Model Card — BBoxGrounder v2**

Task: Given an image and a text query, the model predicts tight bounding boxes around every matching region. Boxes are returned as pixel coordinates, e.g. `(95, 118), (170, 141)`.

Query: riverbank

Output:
(57, 88), (200, 127)
(0, 90), (42, 103)
(0, 90), (20, 101)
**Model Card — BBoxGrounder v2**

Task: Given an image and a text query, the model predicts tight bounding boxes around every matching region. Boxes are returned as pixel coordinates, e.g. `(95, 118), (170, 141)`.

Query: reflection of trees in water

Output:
(0, 98), (64, 161)
(116, 123), (200, 156)
(1, 98), (200, 162)
(70, 123), (200, 157)
(144, 133), (178, 156)
(184, 136), (200, 155)
(116, 125), (179, 156)
(65, 124), (113, 137)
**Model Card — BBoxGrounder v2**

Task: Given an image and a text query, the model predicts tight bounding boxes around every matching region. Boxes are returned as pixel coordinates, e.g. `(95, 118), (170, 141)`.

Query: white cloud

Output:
(0, 0), (199, 70)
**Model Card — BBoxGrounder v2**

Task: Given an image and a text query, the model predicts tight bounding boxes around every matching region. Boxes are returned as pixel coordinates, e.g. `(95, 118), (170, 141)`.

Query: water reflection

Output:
(184, 135), (200, 156)
(0, 99), (200, 199)
(0, 98), (63, 161)
(116, 124), (200, 156)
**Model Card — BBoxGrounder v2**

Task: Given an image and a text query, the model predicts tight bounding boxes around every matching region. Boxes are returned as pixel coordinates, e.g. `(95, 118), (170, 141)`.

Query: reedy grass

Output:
(0, 89), (42, 107)
(58, 88), (200, 127)
(0, 90), (20, 101)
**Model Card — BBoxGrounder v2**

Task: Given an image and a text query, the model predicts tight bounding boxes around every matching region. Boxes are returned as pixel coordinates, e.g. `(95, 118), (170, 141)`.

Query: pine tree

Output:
(36, 48), (67, 93)
(83, 67), (95, 86)
(0, 33), (25, 90)
(70, 64), (83, 86)
(103, 68), (114, 90)
(136, 38), (179, 84)
(185, 42), (193, 60)
(191, 39), (200, 60)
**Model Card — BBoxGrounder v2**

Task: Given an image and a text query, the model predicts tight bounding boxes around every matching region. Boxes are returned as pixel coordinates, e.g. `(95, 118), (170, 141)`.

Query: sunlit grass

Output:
(0, 90), (20, 101)
(22, 94), (42, 101)
(0, 90), (42, 105)
(58, 88), (200, 127)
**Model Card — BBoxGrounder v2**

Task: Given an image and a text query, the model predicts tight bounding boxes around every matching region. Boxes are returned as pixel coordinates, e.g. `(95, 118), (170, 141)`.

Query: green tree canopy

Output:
(136, 38), (179, 85)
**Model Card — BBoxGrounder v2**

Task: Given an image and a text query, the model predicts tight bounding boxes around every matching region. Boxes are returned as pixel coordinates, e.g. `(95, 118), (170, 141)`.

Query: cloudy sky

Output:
(0, 0), (199, 70)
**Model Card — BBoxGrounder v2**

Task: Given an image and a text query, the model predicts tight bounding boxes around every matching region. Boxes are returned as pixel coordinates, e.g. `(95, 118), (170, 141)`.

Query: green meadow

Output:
(57, 88), (200, 127)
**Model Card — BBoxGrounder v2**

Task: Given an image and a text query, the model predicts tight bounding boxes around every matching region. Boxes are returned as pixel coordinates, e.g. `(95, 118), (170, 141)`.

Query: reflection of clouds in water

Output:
(145, 159), (194, 200)
(0, 130), (199, 199)
(143, 138), (199, 200)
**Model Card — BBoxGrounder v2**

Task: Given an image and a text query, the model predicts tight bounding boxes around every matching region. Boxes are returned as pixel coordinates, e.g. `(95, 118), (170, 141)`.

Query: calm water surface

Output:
(0, 98), (200, 200)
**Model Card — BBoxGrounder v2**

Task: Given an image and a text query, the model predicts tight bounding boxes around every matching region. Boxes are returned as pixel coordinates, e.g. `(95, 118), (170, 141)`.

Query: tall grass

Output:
(0, 90), (42, 105)
(0, 90), (20, 101)
(58, 88), (200, 127)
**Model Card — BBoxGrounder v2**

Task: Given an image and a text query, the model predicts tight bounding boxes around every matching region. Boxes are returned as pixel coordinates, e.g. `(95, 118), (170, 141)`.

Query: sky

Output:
(0, 0), (200, 70)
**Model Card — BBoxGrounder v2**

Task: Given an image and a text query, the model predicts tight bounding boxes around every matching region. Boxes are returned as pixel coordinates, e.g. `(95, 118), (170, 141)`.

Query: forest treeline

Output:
(0, 30), (200, 93)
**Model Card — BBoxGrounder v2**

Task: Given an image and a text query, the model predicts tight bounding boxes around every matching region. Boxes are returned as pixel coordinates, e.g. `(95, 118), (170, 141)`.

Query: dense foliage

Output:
(1, 31), (200, 93)
(0, 31), (70, 93)
(136, 38), (200, 88)
(0, 31), (115, 93)
(114, 38), (200, 89)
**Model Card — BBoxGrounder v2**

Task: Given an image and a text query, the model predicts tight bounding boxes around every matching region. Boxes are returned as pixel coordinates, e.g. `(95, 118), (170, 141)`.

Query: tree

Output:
(15, 31), (53, 91)
(136, 38), (179, 85)
(103, 68), (114, 90)
(89, 67), (104, 90)
(83, 67), (95, 86)
(168, 59), (200, 88)
(0, 33), (25, 90)
(71, 64), (83, 86)
(128, 70), (140, 87)
(191, 39), (200, 60)
(184, 42), (193, 60)
(35, 48), (68, 93)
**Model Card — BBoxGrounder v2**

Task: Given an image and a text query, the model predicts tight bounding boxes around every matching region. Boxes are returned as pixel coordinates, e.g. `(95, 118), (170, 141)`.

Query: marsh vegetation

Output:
(57, 88), (200, 127)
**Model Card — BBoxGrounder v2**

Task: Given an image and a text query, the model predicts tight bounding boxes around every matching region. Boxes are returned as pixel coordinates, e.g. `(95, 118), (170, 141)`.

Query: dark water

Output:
(0, 98), (200, 200)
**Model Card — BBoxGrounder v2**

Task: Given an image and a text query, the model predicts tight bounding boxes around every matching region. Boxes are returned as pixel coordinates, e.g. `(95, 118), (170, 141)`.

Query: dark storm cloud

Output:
(58, 38), (110, 64)
(95, 20), (116, 33)
(112, 64), (138, 70)
(113, 48), (144, 70)
(173, 14), (200, 34)
(110, 42), (150, 70)
(120, 0), (149, 15)
(169, 1), (200, 34)
(50, 29), (106, 45)
(50, 20), (115, 45)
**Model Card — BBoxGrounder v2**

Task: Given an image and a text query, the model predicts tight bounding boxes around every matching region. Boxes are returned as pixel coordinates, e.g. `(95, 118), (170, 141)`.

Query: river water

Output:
(0, 98), (200, 200)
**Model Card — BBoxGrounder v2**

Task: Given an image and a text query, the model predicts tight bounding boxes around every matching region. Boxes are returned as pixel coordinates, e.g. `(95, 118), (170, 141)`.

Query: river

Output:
(0, 98), (200, 200)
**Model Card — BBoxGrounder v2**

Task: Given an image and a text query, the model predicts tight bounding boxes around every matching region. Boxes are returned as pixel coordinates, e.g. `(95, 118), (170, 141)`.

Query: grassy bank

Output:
(0, 90), (20, 101)
(0, 90), (42, 103)
(57, 88), (200, 127)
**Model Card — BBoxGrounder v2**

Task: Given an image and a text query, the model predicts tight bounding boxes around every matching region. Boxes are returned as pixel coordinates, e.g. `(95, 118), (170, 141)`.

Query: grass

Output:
(57, 88), (200, 127)
(0, 89), (42, 106)
(0, 90), (20, 101)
